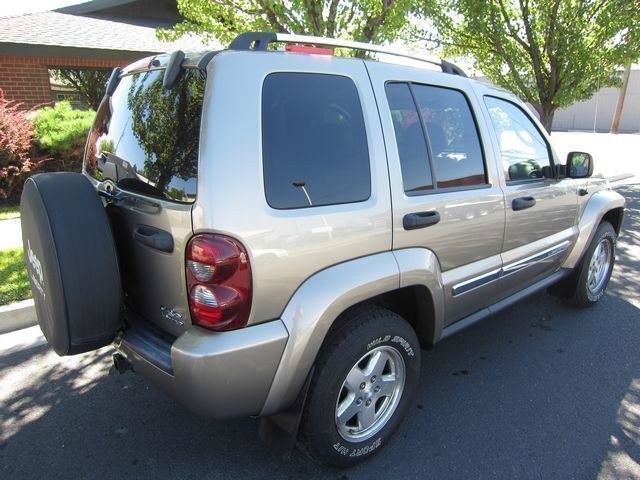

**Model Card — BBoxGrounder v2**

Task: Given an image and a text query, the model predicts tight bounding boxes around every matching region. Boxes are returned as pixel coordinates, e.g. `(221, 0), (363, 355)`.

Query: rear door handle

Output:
(512, 196), (536, 211)
(133, 225), (174, 253)
(403, 211), (441, 230)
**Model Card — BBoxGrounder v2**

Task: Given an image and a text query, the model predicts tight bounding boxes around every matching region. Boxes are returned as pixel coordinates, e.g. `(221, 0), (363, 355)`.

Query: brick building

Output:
(0, 0), (215, 108)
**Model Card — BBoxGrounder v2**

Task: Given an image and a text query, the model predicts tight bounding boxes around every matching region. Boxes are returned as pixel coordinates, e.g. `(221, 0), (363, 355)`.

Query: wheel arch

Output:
(563, 189), (625, 270)
(259, 249), (444, 416)
(602, 206), (624, 235)
(324, 284), (438, 351)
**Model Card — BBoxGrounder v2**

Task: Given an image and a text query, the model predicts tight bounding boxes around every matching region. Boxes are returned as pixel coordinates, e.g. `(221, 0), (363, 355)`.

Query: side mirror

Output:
(566, 151), (594, 179)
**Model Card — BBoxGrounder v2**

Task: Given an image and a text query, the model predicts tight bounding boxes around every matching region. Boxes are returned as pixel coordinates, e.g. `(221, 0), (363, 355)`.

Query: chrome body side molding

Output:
(452, 241), (571, 297)
(451, 269), (501, 297)
(501, 240), (571, 276)
(443, 269), (570, 340)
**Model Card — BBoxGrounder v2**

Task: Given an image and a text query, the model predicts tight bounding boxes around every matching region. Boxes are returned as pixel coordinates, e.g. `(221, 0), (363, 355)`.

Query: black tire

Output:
(298, 305), (420, 468)
(564, 221), (616, 308)
(20, 172), (123, 356)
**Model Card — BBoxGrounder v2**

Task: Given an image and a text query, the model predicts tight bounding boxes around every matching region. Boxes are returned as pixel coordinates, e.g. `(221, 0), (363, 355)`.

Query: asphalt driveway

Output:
(1, 182), (639, 479)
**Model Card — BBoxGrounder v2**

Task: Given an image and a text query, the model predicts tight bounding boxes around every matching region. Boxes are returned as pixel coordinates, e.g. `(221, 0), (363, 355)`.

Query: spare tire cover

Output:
(20, 172), (122, 355)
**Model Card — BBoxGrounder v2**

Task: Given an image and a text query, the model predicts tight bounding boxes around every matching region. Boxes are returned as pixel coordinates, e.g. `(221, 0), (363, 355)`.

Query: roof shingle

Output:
(0, 10), (219, 54)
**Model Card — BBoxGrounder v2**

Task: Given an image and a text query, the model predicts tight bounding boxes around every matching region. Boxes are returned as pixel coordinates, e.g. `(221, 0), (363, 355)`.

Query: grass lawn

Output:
(0, 203), (20, 221)
(0, 248), (31, 305)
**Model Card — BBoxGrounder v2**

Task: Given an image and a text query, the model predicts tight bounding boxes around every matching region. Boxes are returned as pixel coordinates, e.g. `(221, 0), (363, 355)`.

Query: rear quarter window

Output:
(262, 72), (371, 209)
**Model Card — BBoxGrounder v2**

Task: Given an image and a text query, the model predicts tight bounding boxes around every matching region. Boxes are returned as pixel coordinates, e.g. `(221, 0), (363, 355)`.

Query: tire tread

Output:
(564, 221), (616, 308)
(297, 304), (418, 467)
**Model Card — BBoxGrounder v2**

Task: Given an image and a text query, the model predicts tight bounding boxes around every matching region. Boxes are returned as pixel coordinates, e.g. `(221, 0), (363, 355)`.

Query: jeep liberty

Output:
(20, 32), (625, 467)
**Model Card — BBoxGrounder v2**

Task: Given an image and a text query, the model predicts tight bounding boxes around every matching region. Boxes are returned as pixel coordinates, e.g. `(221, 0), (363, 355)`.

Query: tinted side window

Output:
(484, 96), (552, 181)
(412, 85), (486, 188)
(262, 73), (370, 209)
(385, 83), (433, 194)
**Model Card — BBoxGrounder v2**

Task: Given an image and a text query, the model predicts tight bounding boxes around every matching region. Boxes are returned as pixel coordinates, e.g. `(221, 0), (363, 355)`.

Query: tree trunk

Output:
(538, 106), (555, 134)
(611, 64), (631, 134)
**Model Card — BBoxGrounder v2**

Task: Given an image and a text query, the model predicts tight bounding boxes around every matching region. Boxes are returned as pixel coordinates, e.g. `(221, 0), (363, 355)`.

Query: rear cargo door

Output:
(84, 66), (206, 336)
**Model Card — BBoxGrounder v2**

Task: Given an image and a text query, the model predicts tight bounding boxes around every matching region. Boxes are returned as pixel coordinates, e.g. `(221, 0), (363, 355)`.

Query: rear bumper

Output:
(115, 312), (288, 419)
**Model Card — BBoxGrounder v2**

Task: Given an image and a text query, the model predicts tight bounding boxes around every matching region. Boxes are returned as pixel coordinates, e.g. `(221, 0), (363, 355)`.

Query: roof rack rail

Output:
(228, 32), (467, 78)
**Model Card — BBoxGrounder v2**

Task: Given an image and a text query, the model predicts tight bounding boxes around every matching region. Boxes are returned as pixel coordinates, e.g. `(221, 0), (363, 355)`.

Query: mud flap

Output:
(259, 367), (314, 458)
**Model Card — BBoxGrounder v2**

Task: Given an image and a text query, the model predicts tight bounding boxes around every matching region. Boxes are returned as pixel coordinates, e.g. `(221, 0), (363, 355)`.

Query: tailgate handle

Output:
(133, 225), (174, 253)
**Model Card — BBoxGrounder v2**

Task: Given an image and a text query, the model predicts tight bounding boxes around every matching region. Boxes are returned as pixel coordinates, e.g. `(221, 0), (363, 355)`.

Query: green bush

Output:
(32, 102), (95, 153)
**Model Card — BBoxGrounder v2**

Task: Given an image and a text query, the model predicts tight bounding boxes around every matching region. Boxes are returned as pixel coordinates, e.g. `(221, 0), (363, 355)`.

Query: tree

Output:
(419, 0), (640, 132)
(158, 0), (415, 46)
(51, 68), (111, 110)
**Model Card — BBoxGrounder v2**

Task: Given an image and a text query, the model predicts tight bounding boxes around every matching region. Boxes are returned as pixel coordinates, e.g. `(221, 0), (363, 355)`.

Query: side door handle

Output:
(133, 225), (174, 253)
(512, 196), (536, 211)
(403, 211), (441, 230)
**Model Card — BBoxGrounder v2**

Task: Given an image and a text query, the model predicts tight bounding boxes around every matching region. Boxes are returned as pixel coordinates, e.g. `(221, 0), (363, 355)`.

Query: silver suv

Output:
(20, 32), (625, 467)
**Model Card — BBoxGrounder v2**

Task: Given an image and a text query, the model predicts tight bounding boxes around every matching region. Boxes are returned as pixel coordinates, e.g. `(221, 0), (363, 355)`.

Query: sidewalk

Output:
(550, 131), (639, 180)
(0, 218), (22, 250)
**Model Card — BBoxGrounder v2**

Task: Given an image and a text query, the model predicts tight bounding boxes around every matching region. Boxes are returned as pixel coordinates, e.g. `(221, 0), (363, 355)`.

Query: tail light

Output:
(186, 234), (252, 331)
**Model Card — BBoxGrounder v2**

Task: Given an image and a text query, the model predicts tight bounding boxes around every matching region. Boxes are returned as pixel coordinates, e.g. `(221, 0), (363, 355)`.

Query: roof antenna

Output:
(293, 181), (313, 206)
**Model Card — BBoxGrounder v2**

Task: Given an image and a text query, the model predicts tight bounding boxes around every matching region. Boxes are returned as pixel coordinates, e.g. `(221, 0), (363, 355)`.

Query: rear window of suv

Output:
(84, 68), (205, 203)
(262, 73), (371, 209)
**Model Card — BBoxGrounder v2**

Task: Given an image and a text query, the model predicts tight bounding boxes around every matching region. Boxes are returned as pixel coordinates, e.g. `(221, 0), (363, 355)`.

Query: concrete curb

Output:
(0, 299), (36, 335)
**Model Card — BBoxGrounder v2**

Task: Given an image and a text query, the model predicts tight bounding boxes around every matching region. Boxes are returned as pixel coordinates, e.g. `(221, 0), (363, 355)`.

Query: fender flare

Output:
(562, 189), (625, 269)
(259, 249), (444, 416)
(394, 248), (445, 343)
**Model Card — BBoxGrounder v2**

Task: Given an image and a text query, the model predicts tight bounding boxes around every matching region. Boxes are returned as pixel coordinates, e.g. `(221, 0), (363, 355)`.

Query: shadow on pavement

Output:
(608, 184), (640, 304)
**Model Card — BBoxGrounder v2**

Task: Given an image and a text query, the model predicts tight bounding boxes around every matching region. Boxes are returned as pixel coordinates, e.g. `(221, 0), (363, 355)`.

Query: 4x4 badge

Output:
(160, 306), (184, 327)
